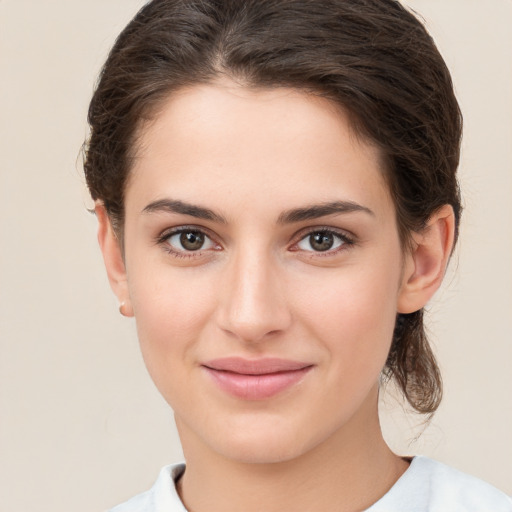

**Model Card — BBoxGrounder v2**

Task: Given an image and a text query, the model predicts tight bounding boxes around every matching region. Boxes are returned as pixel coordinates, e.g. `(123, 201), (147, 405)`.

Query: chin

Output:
(204, 413), (327, 465)
(214, 434), (307, 465)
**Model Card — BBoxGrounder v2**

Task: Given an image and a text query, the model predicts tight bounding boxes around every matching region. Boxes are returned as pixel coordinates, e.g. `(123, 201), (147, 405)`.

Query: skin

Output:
(97, 81), (455, 511)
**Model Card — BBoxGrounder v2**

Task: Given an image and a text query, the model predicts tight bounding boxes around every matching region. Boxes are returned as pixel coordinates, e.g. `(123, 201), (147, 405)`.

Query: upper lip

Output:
(202, 357), (313, 375)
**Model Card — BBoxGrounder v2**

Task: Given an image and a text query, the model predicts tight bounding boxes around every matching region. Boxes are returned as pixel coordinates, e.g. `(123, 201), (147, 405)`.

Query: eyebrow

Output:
(142, 199), (228, 223)
(141, 198), (373, 224)
(277, 201), (374, 224)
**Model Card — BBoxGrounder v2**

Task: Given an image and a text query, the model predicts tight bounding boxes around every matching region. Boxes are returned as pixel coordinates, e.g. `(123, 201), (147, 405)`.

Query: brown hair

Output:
(84, 0), (462, 415)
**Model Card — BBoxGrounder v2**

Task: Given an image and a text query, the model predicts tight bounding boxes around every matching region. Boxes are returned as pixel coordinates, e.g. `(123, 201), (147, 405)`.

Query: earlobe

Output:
(95, 202), (134, 317)
(397, 205), (455, 314)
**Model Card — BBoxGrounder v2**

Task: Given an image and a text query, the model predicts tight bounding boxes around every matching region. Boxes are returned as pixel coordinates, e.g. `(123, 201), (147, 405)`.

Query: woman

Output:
(83, 0), (511, 510)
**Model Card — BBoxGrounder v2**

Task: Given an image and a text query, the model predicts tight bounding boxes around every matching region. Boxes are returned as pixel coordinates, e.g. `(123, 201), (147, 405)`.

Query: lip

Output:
(202, 357), (313, 400)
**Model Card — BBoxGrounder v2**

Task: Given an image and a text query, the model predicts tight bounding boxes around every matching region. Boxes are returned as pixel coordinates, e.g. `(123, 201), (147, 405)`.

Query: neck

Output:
(176, 389), (408, 512)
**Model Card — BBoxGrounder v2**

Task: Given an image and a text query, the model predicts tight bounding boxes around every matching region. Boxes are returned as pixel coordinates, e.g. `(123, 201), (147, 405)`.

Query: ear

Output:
(95, 202), (134, 317)
(397, 204), (456, 314)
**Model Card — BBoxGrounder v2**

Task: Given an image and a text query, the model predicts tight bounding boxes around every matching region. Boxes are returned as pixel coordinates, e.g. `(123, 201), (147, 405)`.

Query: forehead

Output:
(127, 81), (394, 222)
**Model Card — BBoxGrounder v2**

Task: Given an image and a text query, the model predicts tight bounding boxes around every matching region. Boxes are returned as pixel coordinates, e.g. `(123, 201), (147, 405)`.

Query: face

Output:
(115, 82), (410, 464)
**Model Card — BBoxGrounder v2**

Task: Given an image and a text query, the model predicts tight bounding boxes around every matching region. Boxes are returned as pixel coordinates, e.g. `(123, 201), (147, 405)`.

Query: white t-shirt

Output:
(109, 456), (512, 511)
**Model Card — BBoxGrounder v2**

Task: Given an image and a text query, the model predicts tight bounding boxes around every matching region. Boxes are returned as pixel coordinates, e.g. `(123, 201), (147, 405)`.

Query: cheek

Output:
(126, 261), (218, 383)
(292, 260), (401, 371)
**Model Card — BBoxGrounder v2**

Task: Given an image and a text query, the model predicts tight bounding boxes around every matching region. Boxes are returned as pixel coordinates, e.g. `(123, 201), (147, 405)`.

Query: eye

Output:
(296, 230), (348, 252)
(165, 229), (217, 253)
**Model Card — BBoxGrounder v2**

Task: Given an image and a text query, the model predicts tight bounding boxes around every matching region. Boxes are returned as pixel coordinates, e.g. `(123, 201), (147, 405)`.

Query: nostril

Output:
(217, 310), (291, 344)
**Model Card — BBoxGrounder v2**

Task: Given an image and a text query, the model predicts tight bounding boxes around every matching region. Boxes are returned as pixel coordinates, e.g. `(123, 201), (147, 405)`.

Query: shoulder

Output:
(415, 457), (512, 511)
(368, 456), (512, 512)
(108, 463), (186, 512)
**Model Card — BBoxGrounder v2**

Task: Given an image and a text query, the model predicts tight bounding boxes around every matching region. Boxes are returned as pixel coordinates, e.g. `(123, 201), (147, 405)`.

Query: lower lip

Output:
(203, 367), (312, 400)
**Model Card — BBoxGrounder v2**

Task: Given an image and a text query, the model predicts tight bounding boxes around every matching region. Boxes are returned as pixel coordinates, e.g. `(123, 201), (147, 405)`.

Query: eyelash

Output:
(291, 227), (355, 256)
(156, 225), (221, 259)
(155, 225), (355, 259)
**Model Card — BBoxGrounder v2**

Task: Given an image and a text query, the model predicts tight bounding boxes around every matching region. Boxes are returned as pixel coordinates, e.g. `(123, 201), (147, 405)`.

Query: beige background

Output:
(0, 1), (510, 510)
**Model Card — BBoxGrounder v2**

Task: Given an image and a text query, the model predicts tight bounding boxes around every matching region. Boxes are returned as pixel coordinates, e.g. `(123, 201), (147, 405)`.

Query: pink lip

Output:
(202, 357), (313, 400)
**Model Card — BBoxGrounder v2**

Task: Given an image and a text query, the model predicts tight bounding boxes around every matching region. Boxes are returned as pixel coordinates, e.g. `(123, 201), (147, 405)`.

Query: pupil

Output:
(180, 231), (204, 251)
(310, 232), (333, 251)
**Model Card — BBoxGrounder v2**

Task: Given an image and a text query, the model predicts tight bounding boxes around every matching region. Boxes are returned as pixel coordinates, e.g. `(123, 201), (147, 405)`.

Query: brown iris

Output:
(180, 231), (205, 251)
(309, 232), (335, 251)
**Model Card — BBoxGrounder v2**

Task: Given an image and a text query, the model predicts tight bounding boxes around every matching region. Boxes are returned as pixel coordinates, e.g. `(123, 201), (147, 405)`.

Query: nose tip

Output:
(216, 254), (292, 343)
(222, 317), (284, 344)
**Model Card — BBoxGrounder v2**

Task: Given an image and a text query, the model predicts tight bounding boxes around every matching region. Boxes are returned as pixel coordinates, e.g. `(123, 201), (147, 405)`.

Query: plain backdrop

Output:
(1, 1), (511, 510)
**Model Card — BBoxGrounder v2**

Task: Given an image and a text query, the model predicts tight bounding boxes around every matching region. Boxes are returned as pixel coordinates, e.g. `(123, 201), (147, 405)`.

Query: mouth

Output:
(201, 357), (314, 400)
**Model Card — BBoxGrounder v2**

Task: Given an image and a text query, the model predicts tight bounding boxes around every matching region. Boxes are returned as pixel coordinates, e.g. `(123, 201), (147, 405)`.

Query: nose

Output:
(216, 246), (292, 343)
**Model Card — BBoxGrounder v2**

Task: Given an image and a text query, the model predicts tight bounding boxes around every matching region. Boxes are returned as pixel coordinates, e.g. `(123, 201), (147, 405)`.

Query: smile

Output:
(202, 357), (314, 400)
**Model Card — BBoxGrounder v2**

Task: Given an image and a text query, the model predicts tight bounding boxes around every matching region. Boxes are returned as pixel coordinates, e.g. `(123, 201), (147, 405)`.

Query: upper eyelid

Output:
(291, 225), (355, 243)
(157, 224), (218, 243)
